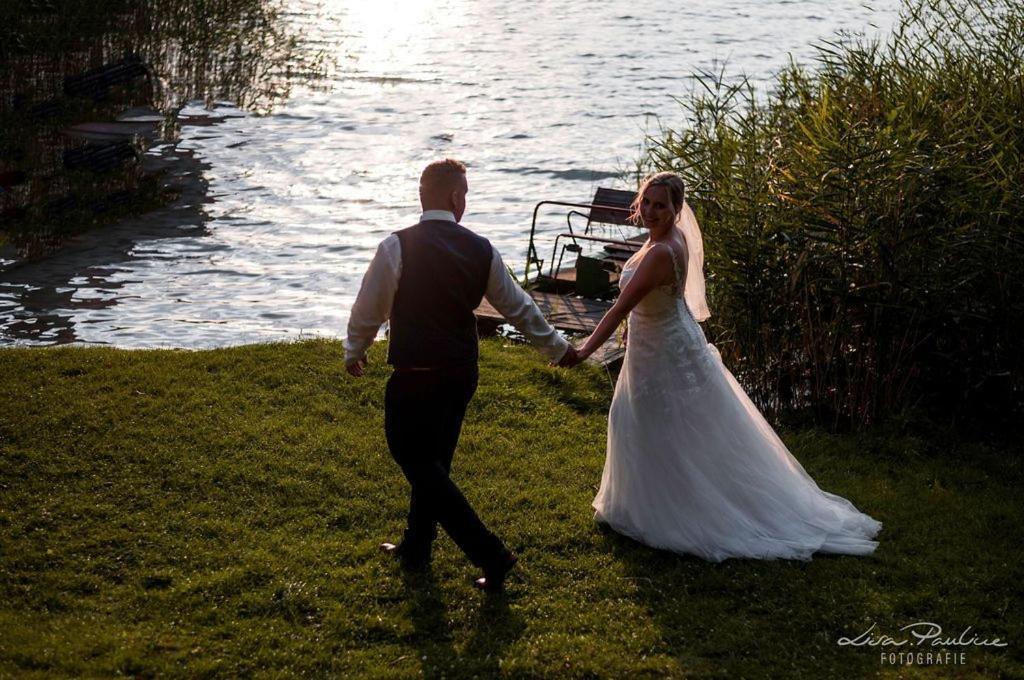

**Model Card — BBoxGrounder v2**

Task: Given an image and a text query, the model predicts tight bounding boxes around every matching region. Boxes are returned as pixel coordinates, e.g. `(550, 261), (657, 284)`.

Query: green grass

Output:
(1, 339), (1021, 678)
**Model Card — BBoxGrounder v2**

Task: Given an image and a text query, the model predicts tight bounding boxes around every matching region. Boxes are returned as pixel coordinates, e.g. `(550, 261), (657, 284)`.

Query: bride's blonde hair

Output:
(630, 172), (686, 222)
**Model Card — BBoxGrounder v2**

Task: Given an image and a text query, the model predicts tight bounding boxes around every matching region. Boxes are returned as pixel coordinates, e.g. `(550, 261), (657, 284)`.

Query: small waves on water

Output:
(0, 0), (900, 348)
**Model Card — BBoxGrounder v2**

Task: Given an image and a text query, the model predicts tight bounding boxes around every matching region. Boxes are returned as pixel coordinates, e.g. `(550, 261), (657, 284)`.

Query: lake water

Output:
(0, 0), (899, 347)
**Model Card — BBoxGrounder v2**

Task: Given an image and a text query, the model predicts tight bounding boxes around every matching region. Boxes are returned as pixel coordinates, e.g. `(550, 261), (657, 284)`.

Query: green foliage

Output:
(1, 339), (1021, 677)
(642, 0), (1023, 428)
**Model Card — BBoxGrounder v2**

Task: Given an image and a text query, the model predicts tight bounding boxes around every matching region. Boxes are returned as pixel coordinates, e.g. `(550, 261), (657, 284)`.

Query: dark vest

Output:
(387, 220), (493, 368)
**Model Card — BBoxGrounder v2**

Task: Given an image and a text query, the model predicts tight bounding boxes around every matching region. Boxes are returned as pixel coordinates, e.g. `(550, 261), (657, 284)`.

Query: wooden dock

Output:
(475, 291), (625, 367)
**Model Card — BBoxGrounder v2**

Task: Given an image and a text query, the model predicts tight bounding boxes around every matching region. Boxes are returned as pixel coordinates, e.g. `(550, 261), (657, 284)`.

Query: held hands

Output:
(554, 345), (585, 369)
(346, 357), (367, 377)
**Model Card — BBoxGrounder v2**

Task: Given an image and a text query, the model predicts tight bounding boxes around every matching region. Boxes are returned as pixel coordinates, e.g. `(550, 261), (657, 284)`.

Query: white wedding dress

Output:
(592, 244), (882, 562)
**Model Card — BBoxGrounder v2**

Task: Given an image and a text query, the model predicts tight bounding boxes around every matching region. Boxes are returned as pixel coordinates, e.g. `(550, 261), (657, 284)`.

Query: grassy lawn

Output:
(1, 339), (1021, 678)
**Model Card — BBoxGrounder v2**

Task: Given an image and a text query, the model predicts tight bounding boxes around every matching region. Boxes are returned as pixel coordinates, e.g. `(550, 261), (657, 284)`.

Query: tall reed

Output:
(642, 0), (1023, 428)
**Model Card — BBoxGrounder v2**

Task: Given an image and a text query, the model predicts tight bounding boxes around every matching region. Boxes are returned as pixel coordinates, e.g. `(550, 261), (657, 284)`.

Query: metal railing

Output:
(524, 200), (636, 285)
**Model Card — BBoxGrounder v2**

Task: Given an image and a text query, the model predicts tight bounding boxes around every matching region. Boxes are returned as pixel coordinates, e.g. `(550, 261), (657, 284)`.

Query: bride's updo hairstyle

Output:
(630, 172), (686, 223)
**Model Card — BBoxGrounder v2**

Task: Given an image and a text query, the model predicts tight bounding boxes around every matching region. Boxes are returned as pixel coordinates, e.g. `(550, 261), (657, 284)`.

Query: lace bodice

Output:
(619, 244), (707, 353)
(620, 245), (683, 310)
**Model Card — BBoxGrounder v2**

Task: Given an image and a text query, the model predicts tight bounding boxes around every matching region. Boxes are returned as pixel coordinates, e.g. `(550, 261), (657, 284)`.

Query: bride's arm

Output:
(576, 245), (673, 361)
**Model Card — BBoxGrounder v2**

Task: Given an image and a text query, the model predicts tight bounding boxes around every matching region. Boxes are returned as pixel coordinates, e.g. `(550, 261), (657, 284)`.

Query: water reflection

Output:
(1, 0), (901, 348)
(1, 0), (332, 343)
(0, 142), (214, 344)
(0, 0), (330, 256)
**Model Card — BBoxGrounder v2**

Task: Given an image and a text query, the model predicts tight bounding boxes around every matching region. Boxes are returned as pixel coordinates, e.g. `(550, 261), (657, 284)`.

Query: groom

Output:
(345, 159), (576, 591)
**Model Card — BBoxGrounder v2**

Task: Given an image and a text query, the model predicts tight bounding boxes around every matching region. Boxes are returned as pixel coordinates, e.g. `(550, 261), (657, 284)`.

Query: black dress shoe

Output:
(473, 551), (518, 592)
(380, 542), (430, 571)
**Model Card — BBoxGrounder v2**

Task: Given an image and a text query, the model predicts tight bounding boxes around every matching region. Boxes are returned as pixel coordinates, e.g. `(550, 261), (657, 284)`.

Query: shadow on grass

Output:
(599, 525), (881, 677)
(400, 569), (525, 678)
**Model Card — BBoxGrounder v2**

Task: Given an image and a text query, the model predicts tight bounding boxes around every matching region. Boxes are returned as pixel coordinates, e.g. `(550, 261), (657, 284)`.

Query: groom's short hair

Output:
(420, 158), (467, 194)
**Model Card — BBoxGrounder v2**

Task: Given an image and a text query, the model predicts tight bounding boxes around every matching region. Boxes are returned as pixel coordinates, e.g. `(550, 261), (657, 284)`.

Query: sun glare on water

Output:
(333, 0), (467, 77)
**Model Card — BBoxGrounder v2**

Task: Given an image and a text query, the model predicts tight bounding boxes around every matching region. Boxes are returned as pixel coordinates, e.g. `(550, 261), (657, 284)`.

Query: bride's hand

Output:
(573, 344), (593, 366)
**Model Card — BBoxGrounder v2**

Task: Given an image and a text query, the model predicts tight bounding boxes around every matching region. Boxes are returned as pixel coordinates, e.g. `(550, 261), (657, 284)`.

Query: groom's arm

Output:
(484, 246), (570, 364)
(344, 235), (401, 375)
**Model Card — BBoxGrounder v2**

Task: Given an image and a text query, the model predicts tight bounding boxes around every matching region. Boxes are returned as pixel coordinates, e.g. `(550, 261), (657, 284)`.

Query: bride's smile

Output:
(638, 184), (677, 236)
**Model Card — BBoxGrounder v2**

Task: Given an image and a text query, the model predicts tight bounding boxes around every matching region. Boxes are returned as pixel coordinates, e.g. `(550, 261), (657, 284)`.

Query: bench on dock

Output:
(536, 187), (640, 297)
(475, 187), (646, 368)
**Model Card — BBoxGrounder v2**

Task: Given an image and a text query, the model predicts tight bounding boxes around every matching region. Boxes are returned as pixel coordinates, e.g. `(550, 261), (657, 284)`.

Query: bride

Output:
(570, 172), (881, 561)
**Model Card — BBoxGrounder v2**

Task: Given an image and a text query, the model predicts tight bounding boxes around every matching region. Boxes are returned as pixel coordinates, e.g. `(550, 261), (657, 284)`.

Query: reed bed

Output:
(641, 0), (1023, 429)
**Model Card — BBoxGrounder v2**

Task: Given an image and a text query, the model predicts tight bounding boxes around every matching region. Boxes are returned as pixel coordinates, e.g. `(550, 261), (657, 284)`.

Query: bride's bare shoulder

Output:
(649, 239), (687, 267)
(640, 242), (674, 265)
(631, 243), (675, 285)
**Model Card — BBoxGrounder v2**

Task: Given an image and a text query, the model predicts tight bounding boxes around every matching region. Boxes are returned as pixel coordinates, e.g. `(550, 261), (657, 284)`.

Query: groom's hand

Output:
(346, 358), (366, 377)
(556, 346), (580, 368)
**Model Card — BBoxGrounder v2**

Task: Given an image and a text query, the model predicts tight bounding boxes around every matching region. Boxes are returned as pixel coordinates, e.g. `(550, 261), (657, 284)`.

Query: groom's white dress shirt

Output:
(344, 210), (569, 366)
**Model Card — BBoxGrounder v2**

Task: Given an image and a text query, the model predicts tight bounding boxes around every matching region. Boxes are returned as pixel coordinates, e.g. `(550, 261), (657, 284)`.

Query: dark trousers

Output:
(383, 364), (506, 569)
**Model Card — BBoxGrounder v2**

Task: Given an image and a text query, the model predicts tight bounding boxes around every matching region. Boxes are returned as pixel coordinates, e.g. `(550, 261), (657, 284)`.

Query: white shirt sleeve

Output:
(344, 234), (401, 365)
(485, 245), (570, 362)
